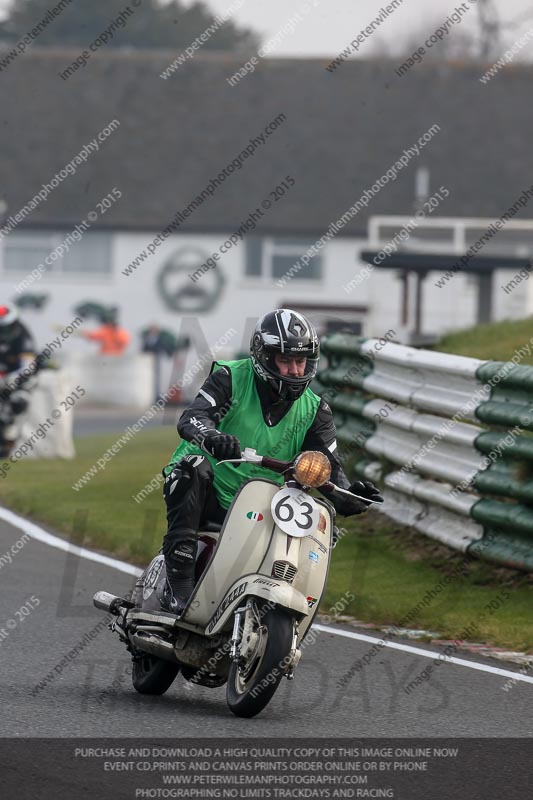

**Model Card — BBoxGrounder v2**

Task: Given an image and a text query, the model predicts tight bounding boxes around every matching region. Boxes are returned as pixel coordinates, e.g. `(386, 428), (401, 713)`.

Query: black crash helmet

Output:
(250, 308), (320, 401)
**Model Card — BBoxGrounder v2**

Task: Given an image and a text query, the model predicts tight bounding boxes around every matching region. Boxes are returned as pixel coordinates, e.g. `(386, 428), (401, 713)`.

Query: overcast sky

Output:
(1, 0), (533, 57)
(181, 0), (533, 57)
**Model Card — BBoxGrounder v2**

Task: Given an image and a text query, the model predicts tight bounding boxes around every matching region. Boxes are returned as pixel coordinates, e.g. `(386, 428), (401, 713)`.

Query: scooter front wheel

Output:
(226, 605), (293, 718)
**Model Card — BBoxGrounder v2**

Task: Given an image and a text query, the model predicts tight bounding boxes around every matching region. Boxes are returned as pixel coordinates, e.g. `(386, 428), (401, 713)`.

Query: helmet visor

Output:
(261, 349), (319, 388)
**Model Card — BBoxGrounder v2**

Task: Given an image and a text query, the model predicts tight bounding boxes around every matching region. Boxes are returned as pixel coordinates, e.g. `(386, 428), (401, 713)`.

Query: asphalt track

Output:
(1, 511), (532, 740)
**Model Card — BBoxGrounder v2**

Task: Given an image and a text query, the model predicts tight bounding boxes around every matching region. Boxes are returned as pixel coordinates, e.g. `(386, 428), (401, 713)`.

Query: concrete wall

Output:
(59, 353), (155, 408)
(16, 369), (75, 459)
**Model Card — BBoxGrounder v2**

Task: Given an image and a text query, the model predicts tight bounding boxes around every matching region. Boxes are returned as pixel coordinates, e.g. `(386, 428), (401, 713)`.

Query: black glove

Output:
(349, 480), (383, 504)
(202, 430), (242, 461)
(334, 493), (369, 517)
(327, 480), (383, 518)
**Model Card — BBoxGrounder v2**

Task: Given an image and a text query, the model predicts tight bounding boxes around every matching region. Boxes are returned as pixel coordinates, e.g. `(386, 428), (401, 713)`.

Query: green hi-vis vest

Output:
(168, 358), (321, 509)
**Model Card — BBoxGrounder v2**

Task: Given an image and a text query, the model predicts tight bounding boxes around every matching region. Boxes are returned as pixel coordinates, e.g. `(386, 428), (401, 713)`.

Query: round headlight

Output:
(293, 451), (331, 488)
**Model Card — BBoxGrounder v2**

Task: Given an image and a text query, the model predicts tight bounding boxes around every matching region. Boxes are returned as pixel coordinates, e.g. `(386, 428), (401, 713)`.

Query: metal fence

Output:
(315, 334), (533, 571)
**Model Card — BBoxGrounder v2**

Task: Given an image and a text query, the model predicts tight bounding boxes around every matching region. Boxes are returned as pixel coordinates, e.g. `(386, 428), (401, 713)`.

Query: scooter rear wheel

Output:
(226, 605), (293, 718)
(131, 653), (180, 695)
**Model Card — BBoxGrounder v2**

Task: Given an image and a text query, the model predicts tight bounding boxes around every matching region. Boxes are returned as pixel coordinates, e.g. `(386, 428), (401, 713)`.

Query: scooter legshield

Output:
(184, 480), (333, 642)
(182, 479), (282, 626)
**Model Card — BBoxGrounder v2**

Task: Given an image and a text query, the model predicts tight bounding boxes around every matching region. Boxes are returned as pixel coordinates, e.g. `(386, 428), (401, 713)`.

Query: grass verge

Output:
(436, 315), (533, 363)
(0, 427), (173, 562)
(1, 428), (531, 652)
(323, 513), (533, 653)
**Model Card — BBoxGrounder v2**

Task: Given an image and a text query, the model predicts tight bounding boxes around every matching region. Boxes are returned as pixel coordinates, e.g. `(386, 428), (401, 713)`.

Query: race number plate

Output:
(271, 488), (319, 537)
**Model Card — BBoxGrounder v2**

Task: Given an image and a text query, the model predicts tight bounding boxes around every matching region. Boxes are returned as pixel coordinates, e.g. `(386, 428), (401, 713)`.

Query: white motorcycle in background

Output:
(93, 448), (381, 718)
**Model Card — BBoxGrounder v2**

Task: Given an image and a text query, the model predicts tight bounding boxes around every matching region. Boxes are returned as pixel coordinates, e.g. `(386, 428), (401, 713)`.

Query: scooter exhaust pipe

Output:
(93, 591), (126, 615)
(130, 631), (179, 664)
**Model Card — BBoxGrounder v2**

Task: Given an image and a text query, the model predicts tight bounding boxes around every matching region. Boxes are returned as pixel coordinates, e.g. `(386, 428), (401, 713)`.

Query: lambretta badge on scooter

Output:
(206, 582), (247, 634)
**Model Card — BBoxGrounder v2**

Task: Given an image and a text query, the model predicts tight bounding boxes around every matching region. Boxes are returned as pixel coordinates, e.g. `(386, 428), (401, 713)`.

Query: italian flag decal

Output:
(246, 511), (264, 521)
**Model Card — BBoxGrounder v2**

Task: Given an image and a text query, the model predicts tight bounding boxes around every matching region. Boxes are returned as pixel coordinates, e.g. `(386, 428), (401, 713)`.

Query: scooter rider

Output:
(161, 309), (382, 614)
(0, 305), (37, 448)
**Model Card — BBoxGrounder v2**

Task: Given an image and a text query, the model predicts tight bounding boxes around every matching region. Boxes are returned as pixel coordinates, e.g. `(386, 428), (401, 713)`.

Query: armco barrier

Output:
(315, 334), (533, 571)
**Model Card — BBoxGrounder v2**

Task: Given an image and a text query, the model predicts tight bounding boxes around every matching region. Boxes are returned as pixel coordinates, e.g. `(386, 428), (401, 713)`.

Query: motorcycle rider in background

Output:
(0, 305), (37, 454)
(160, 308), (382, 615)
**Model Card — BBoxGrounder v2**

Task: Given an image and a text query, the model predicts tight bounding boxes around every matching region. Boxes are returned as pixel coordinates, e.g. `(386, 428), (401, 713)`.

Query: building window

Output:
(245, 237), (322, 281)
(61, 233), (111, 274)
(324, 318), (362, 335)
(3, 231), (112, 275)
(280, 305), (367, 338)
(3, 233), (51, 272)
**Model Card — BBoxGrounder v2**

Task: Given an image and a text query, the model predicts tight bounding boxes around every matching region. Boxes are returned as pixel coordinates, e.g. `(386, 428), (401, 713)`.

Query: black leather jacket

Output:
(0, 321), (36, 376)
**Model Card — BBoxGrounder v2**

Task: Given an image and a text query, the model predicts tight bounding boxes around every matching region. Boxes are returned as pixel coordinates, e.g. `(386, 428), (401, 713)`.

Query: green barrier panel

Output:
(336, 419), (375, 452)
(491, 384), (533, 407)
(467, 529), (533, 572)
(321, 333), (367, 357)
(312, 378), (346, 402)
(475, 430), (533, 462)
(473, 469), (533, 504)
(319, 363), (372, 388)
(313, 381), (369, 416)
(312, 379), (331, 400)
(476, 361), (533, 391)
(329, 393), (369, 417)
(475, 402), (533, 431)
(471, 499), (533, 535)
(351, 457), (380, 481)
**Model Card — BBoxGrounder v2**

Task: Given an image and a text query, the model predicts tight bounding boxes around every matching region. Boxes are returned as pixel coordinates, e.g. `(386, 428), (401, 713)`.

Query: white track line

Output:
(1, 505), (531, 685)
(313, 624), (533, 685)
(0, 505), (141, 577)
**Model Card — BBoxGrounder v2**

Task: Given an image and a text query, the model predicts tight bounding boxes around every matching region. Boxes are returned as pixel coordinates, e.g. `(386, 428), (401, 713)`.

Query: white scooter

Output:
(93, 448), (381, 717)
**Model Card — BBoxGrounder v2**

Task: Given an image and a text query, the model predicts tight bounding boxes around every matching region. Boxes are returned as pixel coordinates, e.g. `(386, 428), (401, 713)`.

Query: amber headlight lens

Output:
(293, 451), (331, 488)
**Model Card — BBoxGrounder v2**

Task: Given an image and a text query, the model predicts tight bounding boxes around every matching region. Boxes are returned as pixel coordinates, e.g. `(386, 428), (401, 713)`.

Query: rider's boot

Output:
(161, 534), (197, 616)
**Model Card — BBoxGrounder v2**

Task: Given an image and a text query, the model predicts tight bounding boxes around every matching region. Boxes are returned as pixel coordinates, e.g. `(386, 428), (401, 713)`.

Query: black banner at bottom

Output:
(2, 738), (532, 799)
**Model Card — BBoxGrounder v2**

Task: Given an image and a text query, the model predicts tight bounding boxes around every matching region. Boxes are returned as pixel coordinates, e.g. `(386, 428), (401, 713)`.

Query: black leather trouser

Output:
(162, 455), (226, 599)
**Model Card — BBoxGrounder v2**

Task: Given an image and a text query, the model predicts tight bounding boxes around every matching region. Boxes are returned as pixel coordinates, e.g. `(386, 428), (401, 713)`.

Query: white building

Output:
(1, 50), (532, 402)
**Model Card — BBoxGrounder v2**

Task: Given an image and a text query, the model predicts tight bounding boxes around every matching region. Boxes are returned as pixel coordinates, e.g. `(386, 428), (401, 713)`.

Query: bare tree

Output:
(476, 0), (500, 60)
(368, 0), (533, 64)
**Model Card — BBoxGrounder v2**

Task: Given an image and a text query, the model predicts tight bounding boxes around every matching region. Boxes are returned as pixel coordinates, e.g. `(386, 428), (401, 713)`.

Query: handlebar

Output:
(216, 448), (383, 505)
(217, 448), (291, 474)
(260, 456), (293, 473)
(321, 481), (382, 505)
